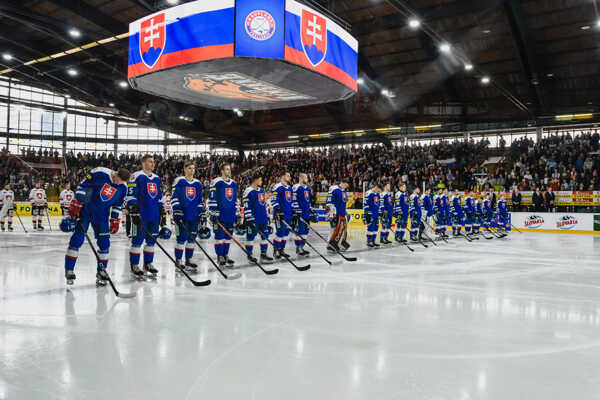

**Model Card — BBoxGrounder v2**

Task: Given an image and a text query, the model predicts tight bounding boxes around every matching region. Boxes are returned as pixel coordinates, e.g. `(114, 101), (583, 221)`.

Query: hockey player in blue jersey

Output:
(272, 171), (295, 259)
(363, 184), (381, 248)
(464, 191), (476, 235)
(326, 179), (350, 252)
(64, 167), (130, 286)
(394, 183), (409, 243)
(292, 173), (315, 257)
(433, 189), (444, 238)
(409, 187), (423, 241)
(379, 183), (393, 244)
(208, 163), (239, 268)
(422, 187), (435, 237)
(126, 155), (167, 278)
(497, 195), (509, 231)
(483, 194), (494, 229)
(441, 188), (450, 238)
(242, 173), (274, 264)
(474, 195), (484, 234)
(171, 161), (204, 272)
(450, 189), (464, 236)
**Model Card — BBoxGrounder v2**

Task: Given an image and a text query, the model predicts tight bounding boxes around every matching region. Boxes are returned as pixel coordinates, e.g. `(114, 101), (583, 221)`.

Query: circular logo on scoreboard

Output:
(245, 10), (276, 41)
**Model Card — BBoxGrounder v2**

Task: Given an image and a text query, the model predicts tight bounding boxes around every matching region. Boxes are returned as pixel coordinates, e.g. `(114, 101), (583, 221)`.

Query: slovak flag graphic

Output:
(300, 9), (327, 66)
(100, 184), (116, 202)
(140, 13), (166, 68)
(186, 187), (196, 201)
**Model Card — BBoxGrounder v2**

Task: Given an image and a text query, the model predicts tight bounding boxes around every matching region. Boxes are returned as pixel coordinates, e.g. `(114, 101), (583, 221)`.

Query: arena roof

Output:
(0, 0), (599, 147)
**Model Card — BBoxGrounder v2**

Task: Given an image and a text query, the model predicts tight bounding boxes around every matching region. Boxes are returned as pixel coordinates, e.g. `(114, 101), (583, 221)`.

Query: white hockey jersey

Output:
(0, 189), (15, 207)
(28, 188), (47, 206)
(59, 189), (75, 207)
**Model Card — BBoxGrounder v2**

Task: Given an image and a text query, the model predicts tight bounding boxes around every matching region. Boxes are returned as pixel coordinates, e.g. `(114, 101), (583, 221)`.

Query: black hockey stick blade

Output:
(218, 221), (279, 275)
(296, 264), (311, 271)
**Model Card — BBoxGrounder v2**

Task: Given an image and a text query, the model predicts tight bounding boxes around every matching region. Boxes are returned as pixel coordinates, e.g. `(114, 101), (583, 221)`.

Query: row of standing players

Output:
(363, 183), (510, 246)
(60, 155), (351, 287)
(0, 182), (76, 232)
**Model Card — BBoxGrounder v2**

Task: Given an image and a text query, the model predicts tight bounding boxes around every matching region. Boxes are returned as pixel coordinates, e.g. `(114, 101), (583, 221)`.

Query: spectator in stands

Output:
(545, 187), (555, 212)
(532, 187), (543, 212)
(511, 188), (522, 212)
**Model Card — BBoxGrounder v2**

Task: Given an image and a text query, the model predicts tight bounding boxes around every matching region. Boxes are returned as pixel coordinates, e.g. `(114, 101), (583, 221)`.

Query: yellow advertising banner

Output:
(14, 202), (62, 217)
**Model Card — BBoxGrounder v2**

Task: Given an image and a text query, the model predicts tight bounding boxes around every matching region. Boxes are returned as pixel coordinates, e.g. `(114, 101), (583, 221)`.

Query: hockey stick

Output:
(421, 218), (448, 243)
(14, 208), (27, 233)
(78, 222), (136, 299)
(178, 222), (241, 280)
(281, 219), (340, 266)
(260, 224), (310, 271)
(419, 230), (438, 246)
(510, 223), (522, 233)
(45, 210), (53, 231)
(140, 224), (211, 287)
(217, 221), (279, 275)
(299, 217), (357, 262)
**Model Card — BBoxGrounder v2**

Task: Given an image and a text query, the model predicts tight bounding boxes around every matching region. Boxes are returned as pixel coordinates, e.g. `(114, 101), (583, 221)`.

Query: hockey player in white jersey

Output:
(28, 182), (47, 230)
(0, 184), (15, 232)
(59, 183), (75, 216)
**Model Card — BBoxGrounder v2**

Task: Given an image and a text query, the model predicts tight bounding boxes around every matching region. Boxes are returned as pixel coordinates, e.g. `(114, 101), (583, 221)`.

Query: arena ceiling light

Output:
(408, 18), (421, 29)
(67, 68), (78, 76)
(118, 80), (128, 88)
(109, 103), (115, 107)
(233, 108), (243, 117)
(357, 78), (364, 85)
(2, 53), (12, 61)
(145, 109), (152, 114)
(69, 28), (81, 38)
(166, 0), (179, 4)
(481, 76), (491, 85)
(439, 43), (451, 54)
(464, 64), (474, 71)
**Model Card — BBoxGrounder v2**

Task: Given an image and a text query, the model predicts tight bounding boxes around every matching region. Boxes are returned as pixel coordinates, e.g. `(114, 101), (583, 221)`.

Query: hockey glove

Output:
(173, 208), (184, 225)
(363, 211), (372, 225)
(209, 210), (219, 232)
(291, 209), (300, 230)
(68, 200), (83, 220)
(274, 209), (283, 230)
(310, 208), (319, 223)
(129, 204), (141, 226)
(109, 217), (120, 234)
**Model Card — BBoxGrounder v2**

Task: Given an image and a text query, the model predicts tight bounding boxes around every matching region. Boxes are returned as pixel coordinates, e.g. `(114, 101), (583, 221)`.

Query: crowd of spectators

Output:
(1, 131), (599, 210)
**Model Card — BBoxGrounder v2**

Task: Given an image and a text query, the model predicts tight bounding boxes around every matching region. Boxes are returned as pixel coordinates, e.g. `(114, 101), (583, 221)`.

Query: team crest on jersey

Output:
(304, 191), (309, 200)
(285, 190), (292, 201)
(342, 192), (347, 202)
(258, 192), (265, 204)
(301, 9), (327, 67)
(36, 192), (43, 199)
(100, 184), (116, 202)
(140, 13), (166, 68)
(374, 195), (379, 203)
(66, 194), (72, 201)
(147, 183), (158, 198)
(225, 187), (234, 201)
(186, 187), (196, 201)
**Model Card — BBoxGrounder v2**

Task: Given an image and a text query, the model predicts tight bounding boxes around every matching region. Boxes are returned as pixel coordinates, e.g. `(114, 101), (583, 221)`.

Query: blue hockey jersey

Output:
(484, 199), (493, 215)
(409, 194), (422, 219)
(363, 190), (380, 219)
(171, 176), (204, 222)
(422, 194), (434, 217)
(271, 183), (294, 219)
(381, 192), (393, 217)
(243, 186), (269, 225)
(442, 194), (450, 216)
(126, 170), (163, 222)
(76, 167), (127, 220)
(292, 184), (312, 219)
(465, 196), (475, 214)
(208, 177), (238, 223)
(394, 191), (409, 218)
(475, 199), (483, 216)
(451, 195), (464, 217)
(497, 199), (508, 215)
(326, 185), (347, 217)
(433, 195), (442, 214)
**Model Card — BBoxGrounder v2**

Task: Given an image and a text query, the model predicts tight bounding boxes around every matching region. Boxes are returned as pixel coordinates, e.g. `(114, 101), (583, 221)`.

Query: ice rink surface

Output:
(2, 220), (600, 399)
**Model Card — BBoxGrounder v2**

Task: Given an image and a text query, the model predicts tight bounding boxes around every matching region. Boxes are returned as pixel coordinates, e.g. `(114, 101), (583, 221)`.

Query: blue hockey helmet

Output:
(158, 226), (172, 240)
(59, 218), (76, 233)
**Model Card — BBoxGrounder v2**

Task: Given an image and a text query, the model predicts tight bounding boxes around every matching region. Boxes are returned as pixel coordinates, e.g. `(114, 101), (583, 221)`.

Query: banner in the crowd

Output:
(13, 202), (62, 217)
(510, 212), (598, 233)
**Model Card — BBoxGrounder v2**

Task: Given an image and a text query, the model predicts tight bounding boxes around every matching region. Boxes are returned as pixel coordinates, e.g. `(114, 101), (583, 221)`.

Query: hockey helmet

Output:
(59, 218), (76, 233)
(158, 226), (172, 240)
